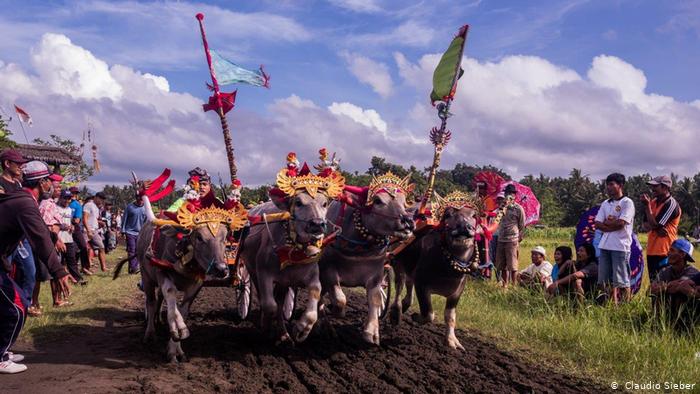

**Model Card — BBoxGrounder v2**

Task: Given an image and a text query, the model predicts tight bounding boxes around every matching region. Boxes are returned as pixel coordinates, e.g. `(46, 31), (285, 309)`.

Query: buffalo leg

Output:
(413, 282), (434, 324)
(402, 276), (414, 313)
(363, 283), (382, 345)
(390, 266), (405, 325)
(445, 294), (464, 350)
(143, 279), (157, 342)
(328, 284), (347, 317)
(273, 285), (292, 343)
(294, 282), (321, 343)
(161, 277), (189, 341)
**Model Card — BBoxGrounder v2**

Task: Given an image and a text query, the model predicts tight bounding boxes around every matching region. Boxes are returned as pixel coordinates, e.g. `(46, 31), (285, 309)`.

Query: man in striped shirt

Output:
(641, 175), (681, 282)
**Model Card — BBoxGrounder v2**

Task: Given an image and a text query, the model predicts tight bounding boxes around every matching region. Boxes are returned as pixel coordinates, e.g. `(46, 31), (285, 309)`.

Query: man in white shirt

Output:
(595, 173), (635, 305)
(83, 192), (107, 272)
(516, 246), (553, 289)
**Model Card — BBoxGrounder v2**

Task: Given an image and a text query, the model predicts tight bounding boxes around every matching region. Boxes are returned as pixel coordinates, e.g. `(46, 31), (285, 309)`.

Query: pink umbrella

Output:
(502, 181), (540, 226)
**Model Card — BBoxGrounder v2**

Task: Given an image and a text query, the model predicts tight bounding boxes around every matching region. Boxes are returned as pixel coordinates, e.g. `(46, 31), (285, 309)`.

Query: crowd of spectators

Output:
(0, 149), (144, 374)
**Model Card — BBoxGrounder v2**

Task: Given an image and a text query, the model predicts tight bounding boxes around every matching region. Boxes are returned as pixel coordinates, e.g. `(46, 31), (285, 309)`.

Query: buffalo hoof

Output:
(447, 335), (465, 351)
(411, 313), (432, 325)
(362, 330), (380, 346)
(276, 332), (292, 346)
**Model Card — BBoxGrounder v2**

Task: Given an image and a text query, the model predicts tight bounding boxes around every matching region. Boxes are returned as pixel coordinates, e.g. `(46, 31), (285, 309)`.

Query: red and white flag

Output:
(14, 104), (33, 126)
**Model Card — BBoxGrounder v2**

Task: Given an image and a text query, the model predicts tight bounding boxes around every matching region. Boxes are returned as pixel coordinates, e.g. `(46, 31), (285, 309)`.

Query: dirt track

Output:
(5, 287), (610, 393)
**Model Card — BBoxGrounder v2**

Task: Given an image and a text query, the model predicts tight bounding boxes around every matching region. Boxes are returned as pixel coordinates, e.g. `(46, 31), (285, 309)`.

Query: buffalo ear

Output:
(270, 193), (290, 211)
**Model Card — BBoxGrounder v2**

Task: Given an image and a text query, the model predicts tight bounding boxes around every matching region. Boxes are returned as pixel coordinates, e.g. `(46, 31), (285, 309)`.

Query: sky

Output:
(0, 0), (699, 189)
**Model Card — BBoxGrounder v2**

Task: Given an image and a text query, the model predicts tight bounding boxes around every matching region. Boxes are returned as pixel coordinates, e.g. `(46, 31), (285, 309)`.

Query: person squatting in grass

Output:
(641, 175), (681, 282)
(595, 173), (635, 306)
(516, 246), (553, 290)
(546, 243), (599, 303)
(494, 184), (525, 287)
(650, 239), (699, 330)
(550, 246), (574, 284)
(0, 160), (71, 374)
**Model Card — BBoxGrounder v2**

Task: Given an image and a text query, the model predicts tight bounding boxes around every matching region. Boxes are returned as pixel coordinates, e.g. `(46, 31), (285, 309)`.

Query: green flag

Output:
(430, 25), (469, 104)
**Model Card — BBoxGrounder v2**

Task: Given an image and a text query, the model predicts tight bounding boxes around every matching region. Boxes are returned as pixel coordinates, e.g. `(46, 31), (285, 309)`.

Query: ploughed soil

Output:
(5, 287), (610, 393)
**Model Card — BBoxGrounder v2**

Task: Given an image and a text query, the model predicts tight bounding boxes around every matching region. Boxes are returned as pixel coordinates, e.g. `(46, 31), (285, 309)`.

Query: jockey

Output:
(165, 167), (242, 220)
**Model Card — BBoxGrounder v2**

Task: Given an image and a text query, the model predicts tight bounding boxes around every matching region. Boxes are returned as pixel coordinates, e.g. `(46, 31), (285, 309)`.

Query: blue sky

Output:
(0, 0), (699, 187)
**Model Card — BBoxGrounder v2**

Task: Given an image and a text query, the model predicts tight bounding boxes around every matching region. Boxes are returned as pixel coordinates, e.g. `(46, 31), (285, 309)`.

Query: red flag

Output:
(14, 105), (33, 126)
(202, 90), (236, 114)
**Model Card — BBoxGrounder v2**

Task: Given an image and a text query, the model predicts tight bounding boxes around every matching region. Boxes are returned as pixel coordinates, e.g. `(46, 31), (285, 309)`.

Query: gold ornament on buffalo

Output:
(176, 205), (248, 236)
(275, 169), (345, 198)
(367, 171), (415, 204)
(433, 190), (484, 221)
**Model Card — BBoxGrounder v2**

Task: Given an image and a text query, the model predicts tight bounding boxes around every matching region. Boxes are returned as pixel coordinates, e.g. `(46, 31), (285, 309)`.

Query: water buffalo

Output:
(240, 158), (344, 343)
(116, 193), (247, 362)
(320, 172), (415, 345)
(390, 191), (481, 350)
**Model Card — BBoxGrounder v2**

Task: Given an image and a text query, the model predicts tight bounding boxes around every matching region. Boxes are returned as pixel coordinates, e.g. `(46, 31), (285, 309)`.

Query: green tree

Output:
(0, 116), (16, 149)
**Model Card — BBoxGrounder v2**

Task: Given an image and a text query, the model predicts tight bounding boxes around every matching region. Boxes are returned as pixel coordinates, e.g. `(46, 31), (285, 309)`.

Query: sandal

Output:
(53, 300), (74, 308)
(27, 306), (42, 316)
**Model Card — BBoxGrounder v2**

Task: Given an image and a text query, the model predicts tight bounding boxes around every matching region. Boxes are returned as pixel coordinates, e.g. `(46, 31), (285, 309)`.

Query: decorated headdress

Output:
(188, 167), (211, 184)
(366, 171), (414, 204)
(272, 151), (345, 199)
(433, 190), (484, 221)
(314, 147), (340, 176)
(175, 203), (248, 236)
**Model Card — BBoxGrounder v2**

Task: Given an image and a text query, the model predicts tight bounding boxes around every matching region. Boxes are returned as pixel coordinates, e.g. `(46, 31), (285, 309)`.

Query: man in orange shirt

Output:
(641, 175), (681, 282)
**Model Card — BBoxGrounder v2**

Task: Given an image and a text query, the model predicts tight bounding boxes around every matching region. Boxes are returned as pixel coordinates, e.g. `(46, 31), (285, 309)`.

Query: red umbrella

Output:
(502, 181), (540, 226)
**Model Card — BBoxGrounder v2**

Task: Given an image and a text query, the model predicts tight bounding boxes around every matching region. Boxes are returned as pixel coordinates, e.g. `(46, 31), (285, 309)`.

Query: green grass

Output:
(20, 231), (700, 391)
(22, 248), (140, 339)
(426, 228), (700, 391)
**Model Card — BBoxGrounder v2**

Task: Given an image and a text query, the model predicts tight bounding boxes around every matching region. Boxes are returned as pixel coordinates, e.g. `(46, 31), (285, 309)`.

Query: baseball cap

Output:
(646, 175), (672, 188)
(59, 189), (72, 199)
(48, 173), (64, 182)
(496, 192), (505, 199)
(0, 149), (28, 164)
(531, 246), (546, 257)
(69, 186), (80, 194)
(671, 239), (695, 262)
(22, 160), (51, 181)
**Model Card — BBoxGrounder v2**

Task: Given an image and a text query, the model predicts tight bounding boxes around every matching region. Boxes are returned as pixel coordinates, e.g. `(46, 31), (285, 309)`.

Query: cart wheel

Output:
(379, 265), (394, 320)
(283, 287), (297, 321)
(234, 264), (251, 320)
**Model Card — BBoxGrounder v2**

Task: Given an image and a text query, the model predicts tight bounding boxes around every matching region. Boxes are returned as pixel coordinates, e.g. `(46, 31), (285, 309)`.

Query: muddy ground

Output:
(5, 287), (610, 393)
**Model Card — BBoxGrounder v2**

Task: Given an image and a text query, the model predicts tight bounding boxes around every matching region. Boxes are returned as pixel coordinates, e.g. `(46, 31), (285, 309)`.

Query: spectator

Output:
(551, 246), (574, 283)
(641, 175), (681, 282)
(121, 196), (147, 274)
(36, 171), (70, 311)
(69, 187), (92, 276)
(57, 190), (83, 285)
(595, 173), (635, 306)
(1, 150), (36, 311)
(0, 149), (25, 194)
(101, 201), (116, 253)
(547, 243), (598, 303)
(649, 239), (698, 330)
(495, 185), (525, 287)
(0, 161), (70, 374)
(83, 192), (108, 272)
(516, 246), (553, 289)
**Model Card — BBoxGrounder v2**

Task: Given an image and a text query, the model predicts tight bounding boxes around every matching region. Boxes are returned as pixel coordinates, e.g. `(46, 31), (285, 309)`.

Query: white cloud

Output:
(394, 52), (700, 178)
(31, 33), (123, 100)
(328, 0), (382, 13)
(0, 33), (425, 188)
(340, 51), (393, 98)
(328, 102), (387, 134)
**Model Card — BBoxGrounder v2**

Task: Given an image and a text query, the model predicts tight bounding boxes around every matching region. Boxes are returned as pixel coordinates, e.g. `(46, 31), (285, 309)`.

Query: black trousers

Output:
(73, 227), (90, 270)
(63, 243), (81, 281)
(0, 272), (25, 361)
